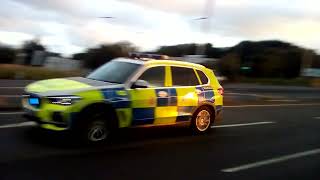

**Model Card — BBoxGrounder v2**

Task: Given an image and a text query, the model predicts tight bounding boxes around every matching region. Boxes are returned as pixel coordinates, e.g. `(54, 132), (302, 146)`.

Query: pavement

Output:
(0, 80), (320, 179)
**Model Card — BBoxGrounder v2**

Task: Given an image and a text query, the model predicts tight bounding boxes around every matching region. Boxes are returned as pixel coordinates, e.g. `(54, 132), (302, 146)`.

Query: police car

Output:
(23, 57), (223, 143)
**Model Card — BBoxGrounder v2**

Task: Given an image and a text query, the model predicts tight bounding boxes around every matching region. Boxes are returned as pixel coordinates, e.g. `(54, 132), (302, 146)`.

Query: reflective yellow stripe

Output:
(165, 66), (172, 87)
(116, 90), (127, 96)
(41, 124), (67, 131)
(116, 108), (132, 127)
(154, 106), (178, 125)
(176, 87), (198, 106)
(129, 88), (156, 108)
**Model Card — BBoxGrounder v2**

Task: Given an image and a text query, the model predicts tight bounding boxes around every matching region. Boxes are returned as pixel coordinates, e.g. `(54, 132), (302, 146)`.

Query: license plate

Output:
(28, 98), (39, 105)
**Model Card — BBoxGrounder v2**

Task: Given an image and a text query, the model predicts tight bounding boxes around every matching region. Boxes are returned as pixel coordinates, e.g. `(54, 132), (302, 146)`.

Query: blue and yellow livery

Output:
(23, 58), (223, 142)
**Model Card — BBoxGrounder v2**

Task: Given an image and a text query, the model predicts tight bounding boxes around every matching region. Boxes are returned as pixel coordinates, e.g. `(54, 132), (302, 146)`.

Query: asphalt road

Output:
(0, 104), (320, 180)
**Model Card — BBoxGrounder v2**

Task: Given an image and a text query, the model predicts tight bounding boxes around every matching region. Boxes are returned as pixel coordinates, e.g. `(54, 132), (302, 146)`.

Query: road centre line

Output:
(0, 122), (36, 129)
(224, 92), (284, 99)
(211, 121), (275, 128)
(267, 99), (298, 102)
(0, 112), (25, 115)
(0, 87), (24, 89)
(222, 148), (320, 173)
(0, 95), (22, 98)
(0, 121), (275, 130)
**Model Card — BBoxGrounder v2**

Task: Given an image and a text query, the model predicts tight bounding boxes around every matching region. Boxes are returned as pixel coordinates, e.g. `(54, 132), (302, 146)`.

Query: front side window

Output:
(138, 66), (165, 87)
(171, 66), (200, 86)
(87, 60), (141, 84)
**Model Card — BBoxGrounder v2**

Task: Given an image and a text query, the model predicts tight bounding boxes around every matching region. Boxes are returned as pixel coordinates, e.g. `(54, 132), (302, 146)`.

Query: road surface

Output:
(0, 103), (320, 179)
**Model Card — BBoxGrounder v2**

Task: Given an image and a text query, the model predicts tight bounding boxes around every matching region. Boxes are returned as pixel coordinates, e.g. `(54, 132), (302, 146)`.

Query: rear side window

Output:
(138, 66), (165, 87)
(196, 70), (209, 84)
(171, 67), (200, 86)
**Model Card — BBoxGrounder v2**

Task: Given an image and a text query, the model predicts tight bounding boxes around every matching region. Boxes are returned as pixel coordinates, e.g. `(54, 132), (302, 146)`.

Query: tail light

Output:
(218, 87), (224, 96)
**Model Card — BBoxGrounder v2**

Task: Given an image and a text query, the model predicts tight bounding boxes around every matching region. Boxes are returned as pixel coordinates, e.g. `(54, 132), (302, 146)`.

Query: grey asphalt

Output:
(0, 104), (320, 179)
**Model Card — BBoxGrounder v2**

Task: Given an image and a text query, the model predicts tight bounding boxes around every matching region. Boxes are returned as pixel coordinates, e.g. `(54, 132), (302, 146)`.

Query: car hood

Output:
(25, 77), (123, 96)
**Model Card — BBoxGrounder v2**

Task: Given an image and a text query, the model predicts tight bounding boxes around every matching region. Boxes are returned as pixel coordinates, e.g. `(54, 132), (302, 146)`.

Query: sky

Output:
(0, 0), (319, 55)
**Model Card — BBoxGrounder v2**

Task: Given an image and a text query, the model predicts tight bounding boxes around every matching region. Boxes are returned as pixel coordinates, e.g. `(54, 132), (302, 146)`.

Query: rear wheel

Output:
(191, 106), (214, 134)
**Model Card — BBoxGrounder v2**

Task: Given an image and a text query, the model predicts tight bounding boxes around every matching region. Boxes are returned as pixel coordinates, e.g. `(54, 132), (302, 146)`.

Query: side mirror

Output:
(131, 80), (149, 89)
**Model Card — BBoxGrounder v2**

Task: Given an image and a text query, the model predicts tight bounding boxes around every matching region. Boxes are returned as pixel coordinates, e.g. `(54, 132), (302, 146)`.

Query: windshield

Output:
(87, 60), (141, 84)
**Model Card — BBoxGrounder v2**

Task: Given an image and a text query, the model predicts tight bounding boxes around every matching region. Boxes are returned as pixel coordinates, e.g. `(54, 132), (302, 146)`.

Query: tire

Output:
(190, 106), (214, 134)
(76, 111), (117, 144)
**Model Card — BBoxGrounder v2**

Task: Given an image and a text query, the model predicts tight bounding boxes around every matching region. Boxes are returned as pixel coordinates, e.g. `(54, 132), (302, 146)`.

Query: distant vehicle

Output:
(22, 57), (224, 143)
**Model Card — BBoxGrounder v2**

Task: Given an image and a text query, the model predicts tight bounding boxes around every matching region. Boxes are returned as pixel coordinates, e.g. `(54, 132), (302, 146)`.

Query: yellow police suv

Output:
(23, 57), (223, 143)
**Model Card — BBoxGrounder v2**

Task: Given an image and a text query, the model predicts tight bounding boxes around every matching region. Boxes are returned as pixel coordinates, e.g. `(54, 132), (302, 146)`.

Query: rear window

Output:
(196, 70), (209, 84)
(171, 66), (200, 86)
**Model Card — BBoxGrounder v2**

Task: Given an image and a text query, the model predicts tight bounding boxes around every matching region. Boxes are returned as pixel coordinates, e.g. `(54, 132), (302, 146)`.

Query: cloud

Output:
(0, 0), (318, 55)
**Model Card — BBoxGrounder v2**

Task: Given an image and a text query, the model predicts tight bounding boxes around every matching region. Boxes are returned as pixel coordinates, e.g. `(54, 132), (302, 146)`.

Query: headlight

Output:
(47, 96), (81, 105)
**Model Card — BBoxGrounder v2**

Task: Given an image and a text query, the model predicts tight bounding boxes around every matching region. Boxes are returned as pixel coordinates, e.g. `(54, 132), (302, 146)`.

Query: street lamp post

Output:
(194, 0), (214, 56)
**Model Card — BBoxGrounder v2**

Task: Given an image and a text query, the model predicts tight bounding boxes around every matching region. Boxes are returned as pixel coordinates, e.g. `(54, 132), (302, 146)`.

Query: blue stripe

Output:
(169, 88), (177, 106)
(169, 97), (177, 106)
(101, 88), (126, 98)
(101, 88), (130, 108)
(216, 105), (223, 114)
(169, 88), (177, 96)
(133, 108), (154, 122)
(157, 98), (169, 106)
(112, 100), (130, 108)
(204, 90), (214, 99)
(131, 118), (154, 126)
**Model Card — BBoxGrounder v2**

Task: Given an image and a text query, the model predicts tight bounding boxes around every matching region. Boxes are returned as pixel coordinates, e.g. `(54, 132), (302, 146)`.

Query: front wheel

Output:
(191, 106), (214, 134)
(76, 113), (114, 144)
(87, 120), (109, 142)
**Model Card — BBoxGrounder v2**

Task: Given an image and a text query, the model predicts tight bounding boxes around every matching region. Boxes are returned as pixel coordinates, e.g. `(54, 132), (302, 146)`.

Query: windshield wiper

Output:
(87, 77), (120, 84)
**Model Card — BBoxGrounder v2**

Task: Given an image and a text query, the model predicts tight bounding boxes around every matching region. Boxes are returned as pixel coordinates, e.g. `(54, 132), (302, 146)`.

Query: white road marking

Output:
(0, 112), (25, 115)
(0, 95), (22, 98)
(224, 103), (320, 108)
(267, 99), (298, 102)
(0, 122), (36, 129)
(0, 87), (24, 89)
(222, 148), (320, 173)
(224, 92), (284, 99)
(211, 121), (275, 128)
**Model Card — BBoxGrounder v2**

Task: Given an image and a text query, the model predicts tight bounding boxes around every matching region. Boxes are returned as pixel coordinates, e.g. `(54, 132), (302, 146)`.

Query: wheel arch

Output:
(193, 102), (216, 119)
(73, 102), (119, 129)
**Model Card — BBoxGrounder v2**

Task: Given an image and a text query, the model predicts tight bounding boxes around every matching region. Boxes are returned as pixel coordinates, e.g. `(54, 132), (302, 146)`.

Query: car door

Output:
(170, 66), (201, 122)
(128, 66), (173, 126)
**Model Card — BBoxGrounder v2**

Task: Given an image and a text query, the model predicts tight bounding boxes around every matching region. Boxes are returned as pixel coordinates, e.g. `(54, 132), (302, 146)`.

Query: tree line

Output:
(155, 40), (320, 79)
(1, 39), (319, 79)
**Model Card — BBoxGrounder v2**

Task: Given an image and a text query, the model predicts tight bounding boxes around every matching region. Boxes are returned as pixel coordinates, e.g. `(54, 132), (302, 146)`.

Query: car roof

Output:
(114, 57), (207, 70)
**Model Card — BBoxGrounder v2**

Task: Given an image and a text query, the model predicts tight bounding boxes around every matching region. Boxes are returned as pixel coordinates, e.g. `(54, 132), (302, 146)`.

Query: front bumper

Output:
(23, 108), (69, 131)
